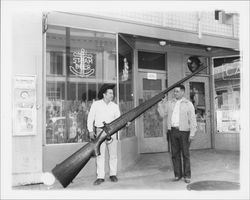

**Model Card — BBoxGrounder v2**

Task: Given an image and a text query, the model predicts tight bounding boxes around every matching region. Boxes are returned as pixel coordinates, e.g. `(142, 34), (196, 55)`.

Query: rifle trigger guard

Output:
(102, 122), (112, 142)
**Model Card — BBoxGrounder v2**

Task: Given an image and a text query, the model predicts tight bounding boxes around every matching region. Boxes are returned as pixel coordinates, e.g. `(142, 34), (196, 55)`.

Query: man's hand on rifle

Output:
(89, 131), (95, 140)
(126, 122), (132, 127)
(161, 94), (168, 102)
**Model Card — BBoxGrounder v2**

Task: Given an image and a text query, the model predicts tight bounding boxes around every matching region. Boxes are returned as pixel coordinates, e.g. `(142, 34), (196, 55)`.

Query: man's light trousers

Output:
(96, 129), (118, 179)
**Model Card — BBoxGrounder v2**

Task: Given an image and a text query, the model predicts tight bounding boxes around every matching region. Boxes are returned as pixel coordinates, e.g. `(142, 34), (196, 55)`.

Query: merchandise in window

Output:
(213, 56), (240, 133)
(45, 25), (116, 144)
(118, 35), (135, 139)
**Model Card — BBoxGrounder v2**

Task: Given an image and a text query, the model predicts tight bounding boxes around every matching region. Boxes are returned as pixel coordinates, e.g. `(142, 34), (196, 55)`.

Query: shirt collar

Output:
(102, 99), (112, 105)
(172, 97), (187, 103)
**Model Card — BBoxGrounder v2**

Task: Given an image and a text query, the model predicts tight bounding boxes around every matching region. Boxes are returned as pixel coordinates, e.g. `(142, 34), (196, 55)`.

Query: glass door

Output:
(185, 76), (211, 149)
(138, 71), (168, 153)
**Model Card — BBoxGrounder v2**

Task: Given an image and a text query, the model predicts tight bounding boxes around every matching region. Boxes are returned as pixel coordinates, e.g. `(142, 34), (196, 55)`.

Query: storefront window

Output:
(118, 35), (135, 139)
(46, 25), (116, 144)
(213, 56), (240, 133)
(190, 82), (206, 123)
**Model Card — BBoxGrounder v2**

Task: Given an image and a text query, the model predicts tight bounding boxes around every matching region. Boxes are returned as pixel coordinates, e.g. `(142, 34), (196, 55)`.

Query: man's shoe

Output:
(172, 177), (182, 182)
(93, 178), (104, 185)
(184, 178), (191, 183)
(110, 176), (118, 182)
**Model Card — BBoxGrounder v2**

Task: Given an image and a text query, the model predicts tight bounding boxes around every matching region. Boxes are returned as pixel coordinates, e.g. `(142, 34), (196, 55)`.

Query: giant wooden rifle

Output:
(52, 62), (207, 188)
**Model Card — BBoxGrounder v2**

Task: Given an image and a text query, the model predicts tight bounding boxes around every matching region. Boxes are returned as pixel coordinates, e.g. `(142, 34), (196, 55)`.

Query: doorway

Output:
(138, 70), (168, 153)
(185, 76), (211, 149)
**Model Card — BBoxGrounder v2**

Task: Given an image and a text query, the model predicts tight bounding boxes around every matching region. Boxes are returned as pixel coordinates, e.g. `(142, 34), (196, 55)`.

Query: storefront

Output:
(42, 11), (240, 172)
(10, 11), (240, 185)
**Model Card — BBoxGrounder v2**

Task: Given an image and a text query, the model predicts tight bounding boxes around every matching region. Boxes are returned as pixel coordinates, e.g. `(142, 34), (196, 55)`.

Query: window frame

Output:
(43, 25), (119, 146)
(211, 55), (241, 135)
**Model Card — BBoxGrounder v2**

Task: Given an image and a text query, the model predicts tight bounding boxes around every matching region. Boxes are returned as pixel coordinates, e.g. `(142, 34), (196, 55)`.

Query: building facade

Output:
(10, 11), (240, 186)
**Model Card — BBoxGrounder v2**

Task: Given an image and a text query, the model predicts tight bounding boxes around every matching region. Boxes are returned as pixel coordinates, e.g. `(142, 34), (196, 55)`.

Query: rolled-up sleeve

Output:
(87, 102), (96, 132)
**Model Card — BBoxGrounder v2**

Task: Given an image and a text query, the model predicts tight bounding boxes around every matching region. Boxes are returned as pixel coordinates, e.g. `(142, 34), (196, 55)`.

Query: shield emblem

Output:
(187, 56), (201, 73)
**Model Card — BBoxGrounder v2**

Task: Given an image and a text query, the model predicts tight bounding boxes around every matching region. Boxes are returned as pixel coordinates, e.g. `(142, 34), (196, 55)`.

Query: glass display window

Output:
(190, 82), (206, 123)
(45, 25), (116, 144)
(213, 56), (240, 133)
(118, 35), (135, 139)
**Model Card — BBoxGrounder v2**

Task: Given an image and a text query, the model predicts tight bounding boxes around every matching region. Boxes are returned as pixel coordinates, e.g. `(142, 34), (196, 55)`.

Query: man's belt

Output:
(171, 126), (179, 130)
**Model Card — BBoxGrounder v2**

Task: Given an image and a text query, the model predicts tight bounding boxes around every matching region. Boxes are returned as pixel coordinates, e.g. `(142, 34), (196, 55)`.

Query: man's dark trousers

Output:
(170, 127), (191, 179)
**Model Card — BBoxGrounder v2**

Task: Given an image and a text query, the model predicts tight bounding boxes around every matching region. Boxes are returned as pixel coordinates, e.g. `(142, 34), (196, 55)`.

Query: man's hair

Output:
(98, 84), (115, 99)
(175, 84), (185, 91)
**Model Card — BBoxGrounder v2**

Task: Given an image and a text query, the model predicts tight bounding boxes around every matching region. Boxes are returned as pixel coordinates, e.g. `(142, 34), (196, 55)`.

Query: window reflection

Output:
(190, 82), (206, 123)
(118, 36), (135, 139)
(50, 51), (63, 75)
(213, 56), (240, 133)
(142, 79), (163, 138)
(46, 25), (116, 144)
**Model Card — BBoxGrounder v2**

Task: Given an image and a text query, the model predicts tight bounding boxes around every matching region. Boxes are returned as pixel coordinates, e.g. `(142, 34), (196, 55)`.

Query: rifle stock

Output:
(52, 65), (207, 188)
(52, 131), (106, 188)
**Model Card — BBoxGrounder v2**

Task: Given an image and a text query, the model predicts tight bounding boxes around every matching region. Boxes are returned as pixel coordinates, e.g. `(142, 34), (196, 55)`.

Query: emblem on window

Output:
(69, 48), (95, 77)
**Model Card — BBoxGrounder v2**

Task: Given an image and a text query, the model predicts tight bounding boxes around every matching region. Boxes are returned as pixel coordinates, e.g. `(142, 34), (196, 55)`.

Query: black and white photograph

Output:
(1, 1), (249, 199)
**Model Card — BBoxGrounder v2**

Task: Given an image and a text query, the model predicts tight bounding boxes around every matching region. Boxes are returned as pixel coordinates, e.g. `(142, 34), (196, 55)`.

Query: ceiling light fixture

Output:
(159, 40), (166, 46)
(206, 47), (212, 52)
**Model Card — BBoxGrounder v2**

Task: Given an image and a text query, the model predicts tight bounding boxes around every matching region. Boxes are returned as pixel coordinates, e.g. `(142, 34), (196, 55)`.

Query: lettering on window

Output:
(69, 48), (95, 77)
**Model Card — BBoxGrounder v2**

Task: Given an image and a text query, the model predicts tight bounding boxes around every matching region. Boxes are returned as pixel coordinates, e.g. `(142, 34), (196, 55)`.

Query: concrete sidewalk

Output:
(13, 149), (240, 191)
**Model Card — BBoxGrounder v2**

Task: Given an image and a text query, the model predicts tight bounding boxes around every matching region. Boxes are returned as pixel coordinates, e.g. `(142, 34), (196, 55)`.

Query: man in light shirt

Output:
(87, 84), (121, 185)
(157, 84), (197, 183)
